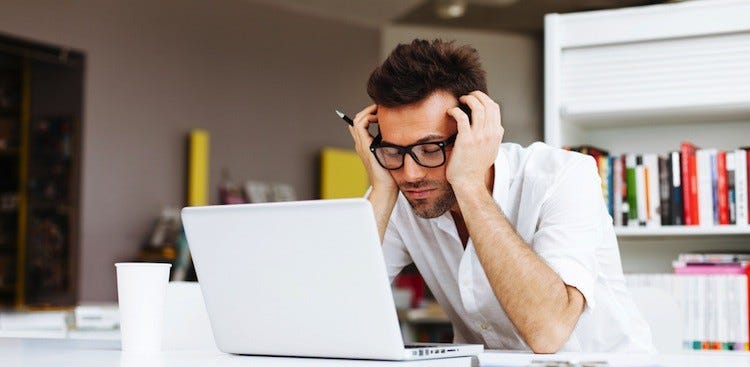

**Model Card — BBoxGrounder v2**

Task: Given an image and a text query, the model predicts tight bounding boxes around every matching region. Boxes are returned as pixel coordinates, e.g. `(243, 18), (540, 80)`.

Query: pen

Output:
(335, 109), (354, 126)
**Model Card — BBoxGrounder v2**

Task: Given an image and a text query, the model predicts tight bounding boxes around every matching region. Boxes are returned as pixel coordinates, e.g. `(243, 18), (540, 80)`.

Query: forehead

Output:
(377, 91), (458, 145)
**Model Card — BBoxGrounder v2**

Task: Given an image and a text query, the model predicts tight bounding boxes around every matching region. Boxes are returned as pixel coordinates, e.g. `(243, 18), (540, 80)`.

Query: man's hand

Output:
(348, 104), (399, 242)
(348, 104), (398, 194)
(445, 91), (504, 188)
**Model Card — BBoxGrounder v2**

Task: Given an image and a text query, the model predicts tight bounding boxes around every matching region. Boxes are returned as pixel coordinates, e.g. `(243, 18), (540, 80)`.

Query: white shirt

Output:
(382, 142), (654, 353)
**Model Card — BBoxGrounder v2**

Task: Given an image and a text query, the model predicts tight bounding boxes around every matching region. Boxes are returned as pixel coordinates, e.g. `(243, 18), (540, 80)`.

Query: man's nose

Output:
(401, 153), (427, 181)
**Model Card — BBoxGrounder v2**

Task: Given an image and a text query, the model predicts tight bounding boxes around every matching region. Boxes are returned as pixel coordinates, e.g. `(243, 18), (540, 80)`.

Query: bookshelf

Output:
(0, 35), (84, 309)
(616, 226), (750, 238)
(545, 0), (750, 273)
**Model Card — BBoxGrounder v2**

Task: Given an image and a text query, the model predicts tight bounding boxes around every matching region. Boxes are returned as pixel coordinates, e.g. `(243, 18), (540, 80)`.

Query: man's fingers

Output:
(470, 91), (502, 131)
(349, 113), (378, 155)
(354, 104), (377, 125)
(459, 94), (485, 129)
(447, 107), (471, 135)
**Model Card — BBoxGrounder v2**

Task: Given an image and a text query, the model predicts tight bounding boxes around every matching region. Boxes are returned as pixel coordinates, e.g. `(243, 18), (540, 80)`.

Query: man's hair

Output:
(367, 39), (487, 107)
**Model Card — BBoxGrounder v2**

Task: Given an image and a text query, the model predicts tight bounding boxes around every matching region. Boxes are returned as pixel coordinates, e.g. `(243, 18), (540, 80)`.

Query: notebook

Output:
(181, 198), (483, 360)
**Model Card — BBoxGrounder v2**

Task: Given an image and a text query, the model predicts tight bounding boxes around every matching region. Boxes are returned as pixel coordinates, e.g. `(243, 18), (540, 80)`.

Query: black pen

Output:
(335, 109), (354, 126)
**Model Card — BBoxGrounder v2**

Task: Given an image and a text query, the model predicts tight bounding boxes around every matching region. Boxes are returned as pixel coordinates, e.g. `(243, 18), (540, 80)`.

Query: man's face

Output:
(376, 90), (459, 218)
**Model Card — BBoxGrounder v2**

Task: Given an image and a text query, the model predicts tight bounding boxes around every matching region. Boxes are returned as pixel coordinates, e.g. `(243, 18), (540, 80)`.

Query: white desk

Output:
(1, 338), (749, 367)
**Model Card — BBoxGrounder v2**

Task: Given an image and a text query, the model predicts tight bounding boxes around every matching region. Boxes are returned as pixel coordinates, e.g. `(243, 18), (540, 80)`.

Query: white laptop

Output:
(181, 198), (483, 360)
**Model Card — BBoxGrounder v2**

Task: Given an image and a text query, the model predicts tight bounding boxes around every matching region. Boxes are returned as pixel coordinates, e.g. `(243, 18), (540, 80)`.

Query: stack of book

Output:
(567, 144), (750, 227)
(626, 252), (750, 351)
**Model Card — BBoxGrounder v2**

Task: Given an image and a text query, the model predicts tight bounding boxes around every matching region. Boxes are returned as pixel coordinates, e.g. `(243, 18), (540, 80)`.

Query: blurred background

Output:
(0, 0), (683, 305)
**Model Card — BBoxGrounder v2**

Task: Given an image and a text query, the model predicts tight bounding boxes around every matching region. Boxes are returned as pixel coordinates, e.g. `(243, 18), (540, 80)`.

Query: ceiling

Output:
(248, 0), (676, 35)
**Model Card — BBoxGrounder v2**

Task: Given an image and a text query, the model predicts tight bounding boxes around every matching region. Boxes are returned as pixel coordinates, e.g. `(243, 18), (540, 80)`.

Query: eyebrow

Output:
(380, 134), (446, 147)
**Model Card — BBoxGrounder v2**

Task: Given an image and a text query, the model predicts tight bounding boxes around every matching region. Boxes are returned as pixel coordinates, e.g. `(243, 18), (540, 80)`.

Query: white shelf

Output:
(561, 102), (750, 129)
(545, 0), (750, 272)
(615, 226), (750, 238)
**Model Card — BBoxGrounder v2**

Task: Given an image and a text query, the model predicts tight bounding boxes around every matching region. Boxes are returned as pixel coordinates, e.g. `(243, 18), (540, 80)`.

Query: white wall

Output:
(0, 0), (379, 301)
(382, 25), (543, 145)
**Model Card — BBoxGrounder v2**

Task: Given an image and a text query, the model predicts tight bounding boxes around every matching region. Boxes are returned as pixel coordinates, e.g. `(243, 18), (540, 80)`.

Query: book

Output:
(696, 149), (715, 226)
(626, 272), (750, 351)
(747, 148), (750, 225)
(626, 154), (638, 226)
(727, 152), (737, 225)
(635, 155), (648, 226)
(735, 149), (748, 226)
(613, 156), (625, 226)
(673, 262), (747, 275)
(681, 142), (699, 225)
(659, 155), (672, 226)
(599, 155), (611, 217)
(566, 145), (609, 162)
(711, 152), (719, 225)
(678, 252), (750, 264)
(0, 311), (69, 331)
(644, 153), (661, 227)
(670, 151), (684, 225)
(717, 151), (730, 225)
(620, 155), (630, 226)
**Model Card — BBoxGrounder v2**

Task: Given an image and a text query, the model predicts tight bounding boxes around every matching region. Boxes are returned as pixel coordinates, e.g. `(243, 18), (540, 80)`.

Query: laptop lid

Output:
(181, 198), (408, 360)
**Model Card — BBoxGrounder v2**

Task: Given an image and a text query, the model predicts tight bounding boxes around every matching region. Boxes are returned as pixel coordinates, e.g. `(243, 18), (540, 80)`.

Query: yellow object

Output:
(320, 147), (369, 199)
(188, 130), (210, 206)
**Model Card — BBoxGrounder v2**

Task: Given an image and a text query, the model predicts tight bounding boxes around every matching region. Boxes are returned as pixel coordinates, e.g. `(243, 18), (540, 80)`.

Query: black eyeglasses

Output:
(369, 134), (457, 170)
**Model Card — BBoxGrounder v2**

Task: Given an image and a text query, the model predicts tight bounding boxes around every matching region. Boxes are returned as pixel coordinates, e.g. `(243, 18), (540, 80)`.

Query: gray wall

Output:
(0, 0), (379, 301)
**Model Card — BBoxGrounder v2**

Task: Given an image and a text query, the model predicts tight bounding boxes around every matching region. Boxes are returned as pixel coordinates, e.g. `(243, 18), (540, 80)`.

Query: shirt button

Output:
(480, 322), (490, 330)
(462, 281), (470, 287)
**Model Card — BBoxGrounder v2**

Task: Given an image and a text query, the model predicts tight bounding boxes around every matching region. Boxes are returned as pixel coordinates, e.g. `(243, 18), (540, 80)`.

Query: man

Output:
(347, 39), (653, 353)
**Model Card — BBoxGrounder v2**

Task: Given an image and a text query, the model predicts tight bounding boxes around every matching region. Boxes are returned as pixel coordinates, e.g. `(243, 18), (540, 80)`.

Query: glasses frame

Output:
(369, 133), (457, 170)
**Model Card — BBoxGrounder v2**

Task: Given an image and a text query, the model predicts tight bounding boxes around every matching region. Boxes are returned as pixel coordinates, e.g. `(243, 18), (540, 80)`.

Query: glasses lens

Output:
(372, 141), (448, 170)
(412, 143), (445, 167)
(374, 146), (404, 169)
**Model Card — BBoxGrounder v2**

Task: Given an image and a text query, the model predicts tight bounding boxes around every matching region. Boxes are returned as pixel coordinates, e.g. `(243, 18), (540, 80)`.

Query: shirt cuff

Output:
(544, 257), (597, 311)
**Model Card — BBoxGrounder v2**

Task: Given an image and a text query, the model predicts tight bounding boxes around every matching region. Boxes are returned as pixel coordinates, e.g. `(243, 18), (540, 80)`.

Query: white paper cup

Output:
(116, 262), (171, 353)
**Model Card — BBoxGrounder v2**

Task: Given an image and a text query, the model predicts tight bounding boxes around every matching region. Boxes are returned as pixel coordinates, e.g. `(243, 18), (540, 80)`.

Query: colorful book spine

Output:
(626, 272), (750, 352)
(670, 151), (684, 225)
(681, 142), (699, 225)
(717, 151), (730, 225)
(626, 154), (638, 226)
(635, 155), (648, 226)
(608, 156), (616, 219)
(583, 143), (750, 228)
(613, 156), (624, 227)
(727, 152), (737, 225)
(735, 149), (748, 226)
(696, 149), (715, 226)
(711, 152), (719, 225)
(674, 264), (747, 275)
(599, 155), (610, 217)
(659, 155), (672, 226)
(644, 153), (661, 227)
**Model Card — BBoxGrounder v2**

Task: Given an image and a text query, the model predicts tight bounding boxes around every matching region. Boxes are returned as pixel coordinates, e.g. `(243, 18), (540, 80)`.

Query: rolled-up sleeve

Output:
(531, 156), (603, 310)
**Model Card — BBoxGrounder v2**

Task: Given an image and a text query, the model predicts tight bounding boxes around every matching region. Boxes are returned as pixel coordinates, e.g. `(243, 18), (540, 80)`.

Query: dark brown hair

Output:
(367, 39), (487, 107)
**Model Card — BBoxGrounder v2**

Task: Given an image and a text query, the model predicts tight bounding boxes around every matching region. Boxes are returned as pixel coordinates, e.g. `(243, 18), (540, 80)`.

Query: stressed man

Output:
(347, 39), (653, 353)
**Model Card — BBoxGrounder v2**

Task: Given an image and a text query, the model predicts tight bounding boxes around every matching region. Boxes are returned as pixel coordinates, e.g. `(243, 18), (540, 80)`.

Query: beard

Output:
(399, 179), (457, 219)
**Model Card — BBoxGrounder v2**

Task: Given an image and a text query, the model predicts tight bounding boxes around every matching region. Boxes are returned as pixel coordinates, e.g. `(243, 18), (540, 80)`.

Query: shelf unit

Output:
(0, 34), (84, 309)
(545, 0), (750, 273)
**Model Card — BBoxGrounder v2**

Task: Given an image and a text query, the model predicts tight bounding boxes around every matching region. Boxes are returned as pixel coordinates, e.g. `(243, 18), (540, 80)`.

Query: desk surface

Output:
(1, 338), (749, 367)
